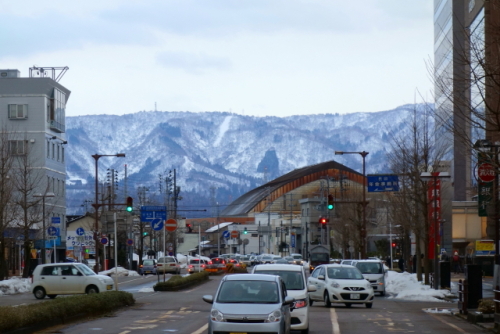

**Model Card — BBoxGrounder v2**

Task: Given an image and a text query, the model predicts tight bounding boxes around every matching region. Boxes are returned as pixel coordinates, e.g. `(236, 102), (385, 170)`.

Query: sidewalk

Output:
(448, 271), (496, 332)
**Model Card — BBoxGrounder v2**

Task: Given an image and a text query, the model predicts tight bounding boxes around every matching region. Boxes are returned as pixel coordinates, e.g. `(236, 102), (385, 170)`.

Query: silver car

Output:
(203, 273), (295, 334)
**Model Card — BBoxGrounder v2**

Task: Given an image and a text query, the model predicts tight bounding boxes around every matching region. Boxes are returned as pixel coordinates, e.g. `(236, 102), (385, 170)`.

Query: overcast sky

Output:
(1, 1), (434, 118)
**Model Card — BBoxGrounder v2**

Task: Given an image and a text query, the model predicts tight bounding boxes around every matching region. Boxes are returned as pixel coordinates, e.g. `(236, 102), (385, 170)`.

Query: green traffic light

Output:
(126, 206), (133, 212)
(327, 204), (334, 210)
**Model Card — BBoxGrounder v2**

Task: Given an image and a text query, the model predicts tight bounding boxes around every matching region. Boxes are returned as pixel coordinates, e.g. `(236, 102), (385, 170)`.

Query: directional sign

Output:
(151, 218), (163, 231)
(47, 226), (58, 236)
(222, 230), (230, 239)
(51, 217), (61, 224)
(368, 174), (400, 192)
(165, 219), (177, 232)
(140, 206), (167, 221)
(76, 227), (85, 236)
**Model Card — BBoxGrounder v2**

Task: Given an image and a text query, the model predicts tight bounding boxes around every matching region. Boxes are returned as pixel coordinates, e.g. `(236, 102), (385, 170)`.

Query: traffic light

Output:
(126, 196), (133, 212)
(243, 227), (248, 234)
(327, 195), (334, 210)
(392, 242), (396, 248)
(143, 231), (148, 236)
(319, 217), (327, 225)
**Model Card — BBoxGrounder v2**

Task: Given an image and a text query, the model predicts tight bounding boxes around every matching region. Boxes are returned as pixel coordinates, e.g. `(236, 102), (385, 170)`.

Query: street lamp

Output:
(92, 153), (125, 272)
(34, 192), (55, 264)
(335, 150), (369, 258)
(420, 171), (450, 290)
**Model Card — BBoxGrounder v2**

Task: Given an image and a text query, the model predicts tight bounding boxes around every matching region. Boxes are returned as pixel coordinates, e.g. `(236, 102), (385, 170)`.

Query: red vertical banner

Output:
(427, 177), (441, 259)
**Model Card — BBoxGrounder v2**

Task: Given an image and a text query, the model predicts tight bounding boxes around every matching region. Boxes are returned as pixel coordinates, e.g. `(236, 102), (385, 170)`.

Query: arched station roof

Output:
(221, 160), (364, 217)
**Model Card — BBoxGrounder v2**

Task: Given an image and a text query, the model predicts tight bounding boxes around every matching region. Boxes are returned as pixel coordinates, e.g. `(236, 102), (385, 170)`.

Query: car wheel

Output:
(380, 291), (385, 296)
(324, 292), (331, 308)
(47, 294), (57, 299)
(309, 299), (313, 307)
(345, 303), (352, 308)
(301, 327), (310, 334)
(365, 303), (373, 308)
(34, 287), (46, 299)
(86, 285), (99, 294)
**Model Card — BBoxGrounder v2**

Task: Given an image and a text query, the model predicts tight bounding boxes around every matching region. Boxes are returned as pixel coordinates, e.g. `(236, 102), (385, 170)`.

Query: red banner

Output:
(427, 177), (441, 259)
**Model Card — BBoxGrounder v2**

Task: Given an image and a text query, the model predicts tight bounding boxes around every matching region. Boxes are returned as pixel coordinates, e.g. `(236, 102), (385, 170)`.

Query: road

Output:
(12, 272), (487, 334)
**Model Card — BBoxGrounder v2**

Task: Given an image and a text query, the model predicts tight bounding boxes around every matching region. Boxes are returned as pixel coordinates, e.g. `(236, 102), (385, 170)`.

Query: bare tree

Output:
(9, 133), (54, 278)
(387, 104), (449, 283)
(0, 127), (16, 280)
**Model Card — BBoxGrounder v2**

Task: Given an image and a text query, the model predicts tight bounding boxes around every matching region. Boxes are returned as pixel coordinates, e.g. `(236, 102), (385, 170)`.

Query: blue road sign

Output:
(47, 226), (58, 236)
(101, 237), (108, 245)
(222, 230), (230, 239)
(367, 174), (400, 192)
(51, 217), (61, 224)
(151, 218), (163, 231)
(141, 206), (167, 221)
(291, 234), (296, 248)
(76, 227), (85, 236)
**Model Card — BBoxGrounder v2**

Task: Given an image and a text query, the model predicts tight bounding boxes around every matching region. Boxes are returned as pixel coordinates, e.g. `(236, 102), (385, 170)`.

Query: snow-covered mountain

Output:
(65, 103), (432, 216)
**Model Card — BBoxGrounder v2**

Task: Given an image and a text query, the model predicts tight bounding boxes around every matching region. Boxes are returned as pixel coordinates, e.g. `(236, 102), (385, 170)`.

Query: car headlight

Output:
(366, 282), (372, 289)
(210, 309), (225, 322)
(377, 277), (384, 284)
(266, 309), (282, 323)
(330, 281), (340, 289)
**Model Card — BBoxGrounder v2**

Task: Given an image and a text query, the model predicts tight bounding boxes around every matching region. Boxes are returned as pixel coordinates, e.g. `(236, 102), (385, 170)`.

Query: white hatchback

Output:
(252, 264), (316, 334)
(308, 264), (374, 308)
(31, 263), (114, 299)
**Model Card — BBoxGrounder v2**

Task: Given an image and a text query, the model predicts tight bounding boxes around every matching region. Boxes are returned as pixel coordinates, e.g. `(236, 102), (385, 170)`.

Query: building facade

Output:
(0, 67), (70, 271)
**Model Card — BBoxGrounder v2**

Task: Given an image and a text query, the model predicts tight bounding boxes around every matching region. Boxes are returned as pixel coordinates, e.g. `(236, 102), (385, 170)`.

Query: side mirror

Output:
(318, 275), (325, 280)
(283, 296), (295, 305)
(307, 284), (317, 292)
(202, 295), (214, 304)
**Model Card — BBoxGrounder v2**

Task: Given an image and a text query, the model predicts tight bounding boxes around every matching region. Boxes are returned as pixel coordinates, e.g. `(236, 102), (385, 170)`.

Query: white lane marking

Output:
(331, 308), (341, 334)
(191, 323), (208, 334)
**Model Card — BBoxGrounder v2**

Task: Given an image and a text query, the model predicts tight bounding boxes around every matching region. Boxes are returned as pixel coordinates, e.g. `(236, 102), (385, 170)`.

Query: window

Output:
(62, 147), (65, 162)
(47, 141), (50, 158)
(52, 143), (55, 159)
(9, 140), (26, 155)
(8, 104), (28, 119)
(57, 145), (60, 161)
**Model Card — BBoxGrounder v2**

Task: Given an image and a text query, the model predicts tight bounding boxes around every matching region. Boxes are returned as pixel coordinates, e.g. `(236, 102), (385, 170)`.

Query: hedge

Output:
(0, 291), (134, 333)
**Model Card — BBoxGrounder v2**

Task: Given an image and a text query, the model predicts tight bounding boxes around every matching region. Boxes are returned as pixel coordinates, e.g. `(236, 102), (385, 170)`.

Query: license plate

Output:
(145, 271), (151, 273)
(350, 293), (360, 299)
(106, 285), (113, 290)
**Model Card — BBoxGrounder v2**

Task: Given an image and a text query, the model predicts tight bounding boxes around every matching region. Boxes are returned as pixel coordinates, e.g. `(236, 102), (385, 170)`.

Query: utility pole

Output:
(267, 187), (271, 254)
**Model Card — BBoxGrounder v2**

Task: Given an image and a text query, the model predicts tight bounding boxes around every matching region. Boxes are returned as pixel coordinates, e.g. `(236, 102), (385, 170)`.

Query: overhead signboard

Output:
(140, 206), (167, 221)
(367, 174), (400, 192)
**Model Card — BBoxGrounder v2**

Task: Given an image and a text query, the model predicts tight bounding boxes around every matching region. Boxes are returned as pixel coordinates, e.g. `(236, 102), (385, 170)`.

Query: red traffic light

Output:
(392, 243), (396, 247)
(319, 217), (327, 225)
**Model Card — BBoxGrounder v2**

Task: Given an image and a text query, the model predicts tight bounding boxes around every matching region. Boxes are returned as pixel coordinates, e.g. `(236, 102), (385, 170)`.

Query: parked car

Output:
(308, 264), (374, 308)
(31, 263), (114, 299)
(139, 259), (157, 275)
(202, 273), (294, 334)
(351, 259), (387, 296)
(252, 264), (316, 334)
(188, 258), (209, 274)
(157, 256), (181, 274)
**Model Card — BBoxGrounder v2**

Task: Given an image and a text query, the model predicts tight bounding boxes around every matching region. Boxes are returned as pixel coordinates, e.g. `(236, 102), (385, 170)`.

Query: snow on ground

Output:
(0, 267), (457, 302)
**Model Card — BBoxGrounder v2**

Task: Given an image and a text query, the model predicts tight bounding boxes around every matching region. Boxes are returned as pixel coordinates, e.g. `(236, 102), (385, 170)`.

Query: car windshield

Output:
(211, 258), (224, 264)
(190, 259), (202, 264)
(76, 264), (96, 275)
(356, 262), (383, 274)
(310, 253), (329, 261)
(254, 270), (304, 290)
(327, 267), (364, 279)
(262, 256), (272, 260)
(217, 280), (279, 304)
(292, 255), (302, 260)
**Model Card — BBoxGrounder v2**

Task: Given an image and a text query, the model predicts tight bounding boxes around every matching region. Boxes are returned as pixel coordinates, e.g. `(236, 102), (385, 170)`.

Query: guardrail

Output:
(458, 279), (468, 315)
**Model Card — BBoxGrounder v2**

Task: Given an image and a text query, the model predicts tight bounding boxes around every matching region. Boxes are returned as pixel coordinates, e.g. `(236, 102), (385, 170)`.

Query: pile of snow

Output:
(0, 277), (32, 295)
(100, 266), (140, 277)
(386, 271), (452, 302)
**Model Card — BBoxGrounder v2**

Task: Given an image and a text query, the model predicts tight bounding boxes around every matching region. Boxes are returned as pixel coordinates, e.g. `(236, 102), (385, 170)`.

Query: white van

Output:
(252, 263), (316, 334)
(351, 259), (387, 296)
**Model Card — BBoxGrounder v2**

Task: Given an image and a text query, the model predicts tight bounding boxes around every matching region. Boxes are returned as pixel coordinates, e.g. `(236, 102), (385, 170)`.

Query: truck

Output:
(308, 245), (330, 273)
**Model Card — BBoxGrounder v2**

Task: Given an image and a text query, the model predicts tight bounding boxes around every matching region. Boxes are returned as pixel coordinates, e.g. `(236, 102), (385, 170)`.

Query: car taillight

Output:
(188, 265), (193, 268)
(157, 264), (163, 267)
(139, 265), (143, 268)
(208, 261), (212, 265)
(154, 265), (157, 268)
(294, 299), (307, 309)
(201, 264), (205, 268)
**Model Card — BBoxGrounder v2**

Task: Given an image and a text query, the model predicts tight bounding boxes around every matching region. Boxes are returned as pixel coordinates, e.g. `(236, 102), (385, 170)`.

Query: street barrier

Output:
(458, 279), (468, 315)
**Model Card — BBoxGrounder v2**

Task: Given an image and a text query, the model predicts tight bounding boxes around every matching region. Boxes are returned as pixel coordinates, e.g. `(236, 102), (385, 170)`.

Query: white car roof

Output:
(253, 264), (304, 272)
